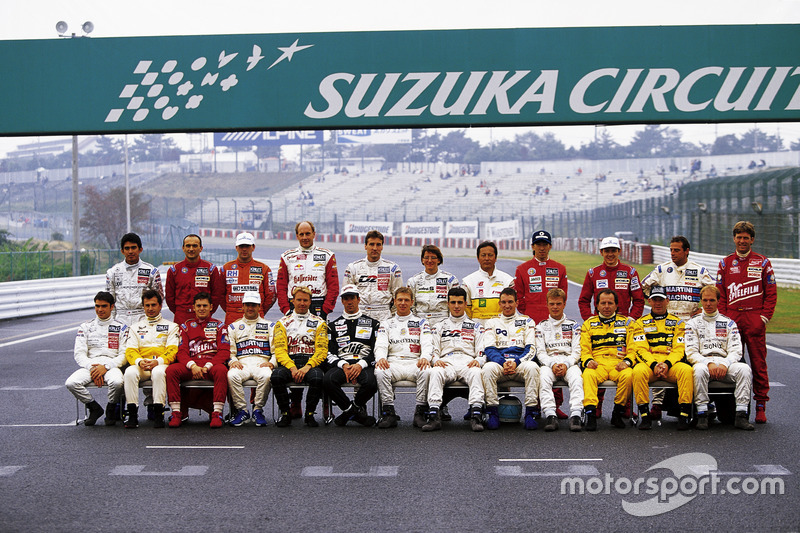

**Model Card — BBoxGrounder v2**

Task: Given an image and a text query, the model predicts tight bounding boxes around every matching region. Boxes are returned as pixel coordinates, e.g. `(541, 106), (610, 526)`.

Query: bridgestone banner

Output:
(345, 221), (394, 237)
(401, 221), (444, 238)
(1, 25), (799, 135)
(445, 220), (479, 239)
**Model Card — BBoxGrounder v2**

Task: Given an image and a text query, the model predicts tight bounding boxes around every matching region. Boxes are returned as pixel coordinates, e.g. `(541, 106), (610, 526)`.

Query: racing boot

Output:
(105, 402), (119, 426)
(638, 404), (651, 430)
(123, 403), (139, 429)
(352, 404), (376, 427)
(569, 415), (582, 432)
(610, 403), (627, 429)
(377, 405), (399, 429)
(695, 411), (709, 430)
(152, 403), (165, 428)
(584, 405), (597, 432)
(544, 415), (559, 432)
(485, 406), (500, 430)
(650, 402), (663, 421)
(84, 401), (104, 426)
(734, 411), (755, 431)
(334, 403), (357, 426)
(677, 403), (691, 431)
(422, 407), (442, 432)
(469, 405), (484, 432)
(413, 404), (428, 428)
(304, 411), (319, 428)
(276, 411), (292, 427)
(755, 401), (767, 424)
(524, 406), (539, 430)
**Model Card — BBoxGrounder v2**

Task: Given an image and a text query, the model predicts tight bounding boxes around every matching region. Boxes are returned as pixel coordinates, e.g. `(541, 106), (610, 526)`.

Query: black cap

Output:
(649, 286), (667, 299)
(531, 230), (552, 245)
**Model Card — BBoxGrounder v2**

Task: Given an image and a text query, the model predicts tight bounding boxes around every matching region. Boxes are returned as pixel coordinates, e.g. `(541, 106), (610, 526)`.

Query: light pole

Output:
(57, 20), (93, 276)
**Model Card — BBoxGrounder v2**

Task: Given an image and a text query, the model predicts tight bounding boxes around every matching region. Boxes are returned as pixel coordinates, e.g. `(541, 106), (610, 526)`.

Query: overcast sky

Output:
(2, 0), (799, 158)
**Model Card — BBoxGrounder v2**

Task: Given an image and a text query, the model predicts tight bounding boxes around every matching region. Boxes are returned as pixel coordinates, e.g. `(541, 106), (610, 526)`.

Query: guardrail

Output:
(0, 275), (104, 320)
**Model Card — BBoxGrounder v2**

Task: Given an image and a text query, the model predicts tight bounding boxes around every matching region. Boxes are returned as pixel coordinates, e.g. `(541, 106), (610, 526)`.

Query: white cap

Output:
(340, 284), (360, 297)
(235, 232), (255, 246)
(600, 236), (621, 250)
(242, 291), (261, 305)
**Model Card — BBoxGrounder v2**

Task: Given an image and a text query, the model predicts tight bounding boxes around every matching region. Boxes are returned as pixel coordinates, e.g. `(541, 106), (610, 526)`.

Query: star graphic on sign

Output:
(268, 39), (314, 69)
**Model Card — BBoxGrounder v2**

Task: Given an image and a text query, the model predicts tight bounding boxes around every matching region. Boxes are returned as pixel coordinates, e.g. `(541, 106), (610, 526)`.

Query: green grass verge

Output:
(515, 250), (799, 334)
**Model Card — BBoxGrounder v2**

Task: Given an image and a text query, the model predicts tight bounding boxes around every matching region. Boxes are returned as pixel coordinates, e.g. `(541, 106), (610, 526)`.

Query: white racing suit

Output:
(685, 311), (752, 412)
(641, 259), (715, 319)
(428, 314), (485, 408)
(407, 269), (459, 326)
(481, 313), (539, 407)
(106, 260), (163, 326)
(535, 315), (584, 417)
(374, 313), (433, 406)
(227, 317), (275, 411)
(66, 317), (129, 404)
(344, 257), (403, 322)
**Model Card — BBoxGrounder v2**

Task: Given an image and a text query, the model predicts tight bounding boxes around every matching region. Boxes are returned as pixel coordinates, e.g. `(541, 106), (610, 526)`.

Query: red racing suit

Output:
(221, 258), (276, 324)
(716, 250), (777, 402)
(165, 259), (225, 326)
(276, 245), (339, 316)
(167, 317), (230, 404)
(514, 257), (568, 323)
(578, 262), (645, 321)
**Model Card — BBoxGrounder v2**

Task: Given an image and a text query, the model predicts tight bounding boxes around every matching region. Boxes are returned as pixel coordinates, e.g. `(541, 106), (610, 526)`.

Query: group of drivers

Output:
(66, 218), (775, 432)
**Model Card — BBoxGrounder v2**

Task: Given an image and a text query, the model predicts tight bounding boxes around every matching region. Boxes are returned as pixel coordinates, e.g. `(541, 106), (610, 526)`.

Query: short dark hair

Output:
(94, 291), (115, 306)
(447, 287), (467, 301)
(142, 289), (162, 305)
(420, 244), (443, 265)
(365, 230), (384, 243)
(670, 235), (690, 250)
(183, 234), (203, 247)
(120, 232), (142, 250)
(597, 288), (618, 305)
(499, 287), (517, 301)
(476, 240), (497, 258)
(193, 291), (212, 304)
(733, 221), (755, 238)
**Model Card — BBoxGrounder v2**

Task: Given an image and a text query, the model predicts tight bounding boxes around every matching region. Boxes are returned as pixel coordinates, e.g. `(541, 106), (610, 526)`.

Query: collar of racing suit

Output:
(702, 311), (720, 322)
(146, 314), (163, 324)
(598, 313), (616, 324)
(342, 310), (362, 320)
(292, 311), (310, 321)
(448, 313), (467, 323)
(547, 314), (566, 327)
(736, 251), (751, 260)
(651, 312), (668, 320)
(241, 316), (261, 326)
(125, 260), (141, 270)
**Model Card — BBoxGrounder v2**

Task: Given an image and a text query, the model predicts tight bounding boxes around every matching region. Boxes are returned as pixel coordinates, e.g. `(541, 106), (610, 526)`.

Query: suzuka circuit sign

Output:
(0, 24), (799, 136)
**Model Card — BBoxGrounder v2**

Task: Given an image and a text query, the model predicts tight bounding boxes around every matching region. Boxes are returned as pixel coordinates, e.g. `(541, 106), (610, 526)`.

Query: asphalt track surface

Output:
(1, 243), (798, 532)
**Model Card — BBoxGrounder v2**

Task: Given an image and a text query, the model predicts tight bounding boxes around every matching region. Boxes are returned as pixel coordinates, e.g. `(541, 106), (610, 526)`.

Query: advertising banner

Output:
(485, 220), (520, 241)
(344, 221), (394, 237)
(2, 25), (799, 135)
(401, 221), (444, 238)
(214, 131), (323, 146)
(445, 220), (479, 239)
(336, 129), (412, 144)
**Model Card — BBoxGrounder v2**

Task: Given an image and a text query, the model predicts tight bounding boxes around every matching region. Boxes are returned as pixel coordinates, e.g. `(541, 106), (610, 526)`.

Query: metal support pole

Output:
(72, 135), (80, 276)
